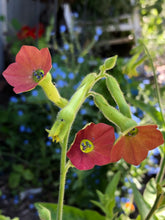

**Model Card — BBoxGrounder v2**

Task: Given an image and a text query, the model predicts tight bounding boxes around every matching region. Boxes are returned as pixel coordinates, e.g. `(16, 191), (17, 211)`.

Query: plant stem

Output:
(143, 43), (165, 184)
(56, 129), (71, 220)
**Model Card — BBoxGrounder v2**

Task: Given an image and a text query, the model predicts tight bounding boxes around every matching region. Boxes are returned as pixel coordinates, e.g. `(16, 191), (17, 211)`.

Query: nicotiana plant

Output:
(2, 45), (165, 220)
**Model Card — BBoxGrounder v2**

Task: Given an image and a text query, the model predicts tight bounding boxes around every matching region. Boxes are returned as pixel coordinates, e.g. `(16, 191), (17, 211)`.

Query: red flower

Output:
(67, 123), (115, 170)
(32, 23), (45, 39)
(2, 45), (52, 93)
(110, 125), (164, 165)
(17, 26), (35, 40)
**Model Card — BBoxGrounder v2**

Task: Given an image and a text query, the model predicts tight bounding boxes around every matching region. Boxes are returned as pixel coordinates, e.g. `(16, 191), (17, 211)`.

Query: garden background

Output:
(0, 0), (165, 219)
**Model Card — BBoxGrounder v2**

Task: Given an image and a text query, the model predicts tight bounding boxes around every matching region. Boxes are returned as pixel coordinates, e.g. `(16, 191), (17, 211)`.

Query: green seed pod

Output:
(106, 75), (131, 118)
(38, 72), (68, 108)
(93, 92), (137, 132)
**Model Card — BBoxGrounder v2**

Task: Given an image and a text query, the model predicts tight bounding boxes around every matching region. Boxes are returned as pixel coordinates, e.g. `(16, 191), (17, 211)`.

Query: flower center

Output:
(80, 139), (94, 153)
(32, 69), (44, 83)
(126, 127), (138, 137)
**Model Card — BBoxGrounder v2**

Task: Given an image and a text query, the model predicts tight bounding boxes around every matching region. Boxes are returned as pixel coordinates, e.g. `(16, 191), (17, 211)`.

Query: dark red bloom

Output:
(32, 23), (45, 39)
(17, 26), (35, 40)
(2, 45), (52, 93)
(110, 125), (164, 165)
(67, 123), (115, 170)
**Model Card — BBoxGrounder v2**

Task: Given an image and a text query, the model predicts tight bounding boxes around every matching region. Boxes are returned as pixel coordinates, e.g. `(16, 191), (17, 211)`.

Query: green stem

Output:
(143, 43), (165, 128)
(143, 43), (165, 184)
(156, 144), (165, 183)
(56, 128), (71, 220)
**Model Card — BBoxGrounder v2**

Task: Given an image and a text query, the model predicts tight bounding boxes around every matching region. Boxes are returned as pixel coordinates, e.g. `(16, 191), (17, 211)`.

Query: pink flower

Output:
(67, 123), (115, 170)
(110, 125), (164, 165)
(2, 45), (52, 93)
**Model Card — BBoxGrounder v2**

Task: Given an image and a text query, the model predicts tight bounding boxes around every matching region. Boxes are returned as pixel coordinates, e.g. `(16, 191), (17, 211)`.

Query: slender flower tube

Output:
(106, 75), (131, 118)
(110, 125), (164, 165)
(47, 73), (97, 143)
(2, 45), (67, 108)
(67, 123), (115, 170)
(93, 92), (137, 132)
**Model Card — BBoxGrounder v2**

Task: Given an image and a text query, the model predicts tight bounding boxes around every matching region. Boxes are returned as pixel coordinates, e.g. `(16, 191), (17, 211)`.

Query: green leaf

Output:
(11, 18), (21, 31)
(143, 178), (157, 207)
(131, 182), (157, 220)
(23, 169), (34, 181)
(35, 203), (105, 220)
(127, 97), (163, 127)
(105, 171), (120, 196)
(13, 164), (24, 173)
(8, 172), (21, 188)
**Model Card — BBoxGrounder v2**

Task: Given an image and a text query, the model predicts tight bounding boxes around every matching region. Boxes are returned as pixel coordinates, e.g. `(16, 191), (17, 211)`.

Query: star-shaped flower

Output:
(67, 123), (115, 170)
(2, 45), (52, 93)
(110, 125), (164, 165)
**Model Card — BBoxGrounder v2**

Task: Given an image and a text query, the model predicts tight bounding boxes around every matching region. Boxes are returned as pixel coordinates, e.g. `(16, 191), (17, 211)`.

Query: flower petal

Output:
(110, 125), (164, 165)
(67, 123), (115, 170)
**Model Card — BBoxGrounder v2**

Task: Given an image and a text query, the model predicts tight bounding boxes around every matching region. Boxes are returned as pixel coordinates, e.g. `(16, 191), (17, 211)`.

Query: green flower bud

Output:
(47, 73), (97, 143)
(38, 72), (68, 108)
(93, 92), (137, 132)
(99, 55), (117, 74)
(106, 75), (131, 118)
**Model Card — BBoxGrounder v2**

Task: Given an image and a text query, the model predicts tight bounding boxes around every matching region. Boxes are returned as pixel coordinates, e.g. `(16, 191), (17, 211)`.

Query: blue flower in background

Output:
(63, 43), (69, 50)
(56, 80), (67, 88)
(47, 115), (52, 120)
(139, 83), (145, 89)
(31, 90), (38, 96)
(18, 110), (24, 116)
(24, 140), (29, 145)
(13, 195), (19, 205)
(1, 194), (7, 200)
(19, 125), (26, 132)
(29, 204), (34, 209)
(115, 132), (119, 139)
(72, 172), (77, 178)
(131, 88), (138, 96)
(66, 179), (71, 184)
(60, 71), (66, 79)
(10, 96), (18, 103)
(53, 63), (58, 69)
(61, 55), (67, 60)
(68, 72), (74, 79)
(95, 27), (103, 36)
(149, 155), (159, 164)
(28, 194), (34, 200)
(130, 106), (136, 114)
(95, 179), (100, 184)
(89, 100), (94, 106)
(80, 108), (86, 115)
(145, 165), (160, 175)
(55, 148), (61, 154)
(60, 25), (66, 33)
(20, 95), (26, 102)
(131, 114), (141, 123)
(46, 141), (52, 147)
(128, 188), (133, 194)
(26, 127), (32, 133)
(143, 79), (150, 84)
(121, 197), (130, 203)
(72, 12), (79, 18)
(152, 148), (160, 156)
(94, 35), (99, 41)
(77, 57), (84, 64)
